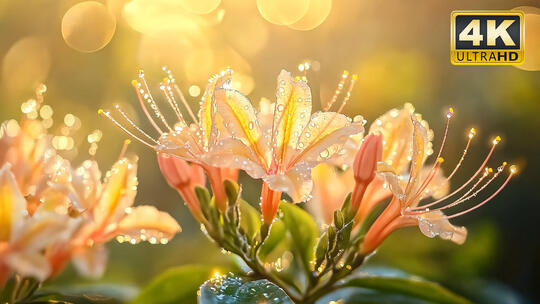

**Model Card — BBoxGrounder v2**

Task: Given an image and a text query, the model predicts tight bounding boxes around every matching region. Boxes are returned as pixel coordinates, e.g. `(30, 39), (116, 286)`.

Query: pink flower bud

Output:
(351, 134), (383, 213)
(353, 134), (383, 184)
(157, 153), (205, 221)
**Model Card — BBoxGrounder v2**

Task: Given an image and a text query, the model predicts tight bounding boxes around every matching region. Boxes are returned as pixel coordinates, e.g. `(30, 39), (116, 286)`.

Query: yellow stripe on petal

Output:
(199, 70), (232, 147)
(404, 118), (429, 202)
(272, 70), (312, 165)
(94, 157), (138, 225)
(0, 164), (26, 242)
(214, 88), (267, 168)
(293, 112), (363, 165)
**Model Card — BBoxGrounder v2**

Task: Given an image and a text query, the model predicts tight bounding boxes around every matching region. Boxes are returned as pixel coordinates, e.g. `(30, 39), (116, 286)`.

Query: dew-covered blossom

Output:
(206, 70), (364, 222)
(100, 68), (236, 211)
(0, 88), (180, 285)
(47, 152), (180, 278)
(361, 109), (517, 254)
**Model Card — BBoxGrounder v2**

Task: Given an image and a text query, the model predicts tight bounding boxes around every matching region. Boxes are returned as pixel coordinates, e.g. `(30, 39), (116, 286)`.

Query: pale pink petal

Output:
(72, 244), (108, 278)
(376, 161), (406, 201)
(403, 117), (431, 201)
(115, 205), (181, 242)
(6, 251), (50, 281)
(204, 138), (266, 179)
(415, 211), (467, 245)
(11, 212), (72, 251)
(264, 161), (313, 203)
(295, 112), (364, 165)
(369, 103), (433, 174)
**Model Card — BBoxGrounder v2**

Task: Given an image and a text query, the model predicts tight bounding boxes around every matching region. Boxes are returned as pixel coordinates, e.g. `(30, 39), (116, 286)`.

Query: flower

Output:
(309, 104), (424, 226)
(100, 68), (234, 211)
(0, 163), (71, 285)
(47, 150), (181, 278)
(205, 70), (364, 222)
(362, 110), (517, 254)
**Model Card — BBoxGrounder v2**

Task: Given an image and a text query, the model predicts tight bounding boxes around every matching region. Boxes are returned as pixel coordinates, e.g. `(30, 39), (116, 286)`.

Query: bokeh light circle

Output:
(61, 1), (116, 53)
(288, 0), (332, 31)
(180, 0), (221, 15)
(257, 0), (310, 25)
(513, 6), (540, 71)
(2, 36), (51, 93)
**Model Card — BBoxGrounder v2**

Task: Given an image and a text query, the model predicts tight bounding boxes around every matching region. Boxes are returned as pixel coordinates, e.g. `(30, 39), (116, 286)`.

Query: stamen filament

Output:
(436, 172), (514, 220)
(324, 70), (348, 111)
(173, 83), (199, 125)
(119, 139), (131, 158)
(160, 82), (184, 122)
(412, 140), (499, 210)
(114, 105), (158, 144)
(98, 109), (155, 149)
(132, 80), (164, 134)
(138, 73), (174, 133)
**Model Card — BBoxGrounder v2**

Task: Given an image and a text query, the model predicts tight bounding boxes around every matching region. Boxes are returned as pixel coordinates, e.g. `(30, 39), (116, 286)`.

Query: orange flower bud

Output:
(351, 134), (382, 213)
(157, 153), (205, 221)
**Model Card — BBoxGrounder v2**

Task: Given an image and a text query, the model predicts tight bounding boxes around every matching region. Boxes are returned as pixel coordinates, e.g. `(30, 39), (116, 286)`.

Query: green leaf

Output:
(279, 202), (319, 271)
(258, 219), (287, 260)
(314, 232), (328, 269)
(132, 265), (219, 304)
(343, 275), (471, 304)
(199, 273), (293, 304)
(238, 199), (261, 240)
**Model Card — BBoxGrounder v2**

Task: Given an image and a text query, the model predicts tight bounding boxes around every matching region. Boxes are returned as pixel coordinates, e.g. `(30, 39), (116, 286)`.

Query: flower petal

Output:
(294, 112), (364, 164)
(6, 250), (50, 281)
(116, 205), (181, 242)
(199, 70), (232, 147)
(157, 125), (205, 163)
(205, 138), (266, 179)
(376, 161), (405, 200)
(403, 117), (430, 202)
(415, 211), (467, 245)
(369, 103), (433, 174)
(271, 70), (312, 164)
(94, 157), (138, 226)
(213, 88), (267, 165)
(0, 163), (26, 242)
(72, 244), (108, 278)
(264, 161), (313, 203)
(11, 212), (72, 251)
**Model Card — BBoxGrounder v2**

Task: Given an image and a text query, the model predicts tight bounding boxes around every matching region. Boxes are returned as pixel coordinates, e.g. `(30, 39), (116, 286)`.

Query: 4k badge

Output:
(451, 10), (524, 65)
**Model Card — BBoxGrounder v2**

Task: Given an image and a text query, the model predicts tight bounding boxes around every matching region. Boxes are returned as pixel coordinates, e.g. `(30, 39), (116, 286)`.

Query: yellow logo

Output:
(451, 10), (524, 65)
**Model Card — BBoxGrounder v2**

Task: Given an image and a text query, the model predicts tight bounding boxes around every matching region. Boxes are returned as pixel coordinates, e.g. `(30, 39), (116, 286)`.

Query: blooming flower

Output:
(309, 104), (424, 226)
(0, 163), (70, 285)
(100, 68), (234, 211)
(47, 149), (181, 278)
(362, 110), (517, 254)
(205, 70), (364, 223)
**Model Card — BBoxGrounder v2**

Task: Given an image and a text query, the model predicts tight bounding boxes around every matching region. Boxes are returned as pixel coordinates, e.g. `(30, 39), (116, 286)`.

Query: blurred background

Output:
(0, 0), (538, 302)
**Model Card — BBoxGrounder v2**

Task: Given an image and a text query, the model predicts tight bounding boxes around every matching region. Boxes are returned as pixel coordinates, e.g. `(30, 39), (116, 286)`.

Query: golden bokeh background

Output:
(0, 0), (538, 302)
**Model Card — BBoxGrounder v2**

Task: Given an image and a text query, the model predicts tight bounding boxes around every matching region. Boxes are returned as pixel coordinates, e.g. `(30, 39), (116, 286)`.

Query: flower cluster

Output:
(0, 86), (180, 298)
(103, 68), (517, 303)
